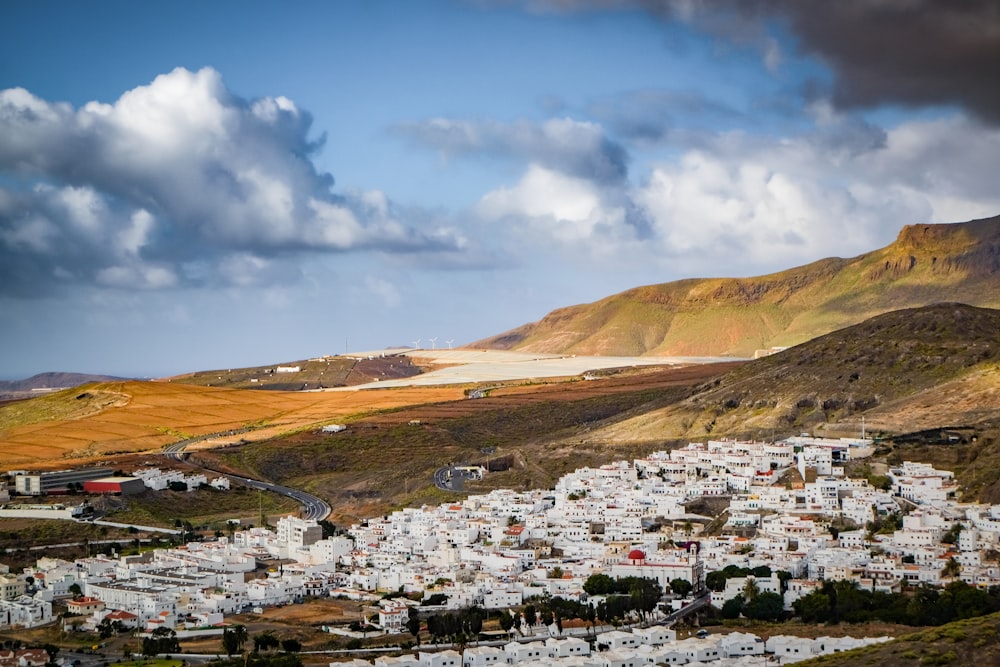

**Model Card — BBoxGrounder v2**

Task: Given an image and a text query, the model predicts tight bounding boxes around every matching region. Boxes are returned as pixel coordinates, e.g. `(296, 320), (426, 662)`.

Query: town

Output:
(1, 434), (995, 665)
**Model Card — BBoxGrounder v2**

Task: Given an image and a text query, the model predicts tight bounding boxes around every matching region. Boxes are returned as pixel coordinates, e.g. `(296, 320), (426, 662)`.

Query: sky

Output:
(2, 1), (999, 379)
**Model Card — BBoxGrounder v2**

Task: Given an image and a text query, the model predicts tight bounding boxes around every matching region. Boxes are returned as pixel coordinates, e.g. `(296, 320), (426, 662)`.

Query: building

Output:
(83, 477), (146, 495)
(14, 468), (111, 495)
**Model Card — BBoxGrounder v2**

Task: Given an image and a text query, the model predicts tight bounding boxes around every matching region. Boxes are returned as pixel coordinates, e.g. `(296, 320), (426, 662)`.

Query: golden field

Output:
(0, 380), (467, 467)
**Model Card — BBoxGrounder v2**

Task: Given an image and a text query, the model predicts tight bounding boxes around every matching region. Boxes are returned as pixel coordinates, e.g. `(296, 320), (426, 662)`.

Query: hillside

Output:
(194, 305), (1000, 521)
(164, 352), (422, 390)
(575, 303), (1000, 445)
(474, 215), (1000, 357)
(0, 372), (129, 399)
(793, 611), (1000, 666)
(0, 380), (467, 467)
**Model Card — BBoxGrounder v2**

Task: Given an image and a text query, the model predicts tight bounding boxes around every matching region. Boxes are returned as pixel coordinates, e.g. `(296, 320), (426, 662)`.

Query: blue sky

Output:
(2, 0), (999, 378)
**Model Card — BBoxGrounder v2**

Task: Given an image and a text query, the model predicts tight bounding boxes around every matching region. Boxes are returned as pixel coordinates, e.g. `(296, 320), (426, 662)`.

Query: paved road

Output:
(162, 443), (331, 522)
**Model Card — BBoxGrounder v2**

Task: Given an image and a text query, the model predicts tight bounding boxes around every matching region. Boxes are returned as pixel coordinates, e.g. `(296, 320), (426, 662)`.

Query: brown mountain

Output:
(473, 215), (1000, 358)
(573, 303), (1000, 467)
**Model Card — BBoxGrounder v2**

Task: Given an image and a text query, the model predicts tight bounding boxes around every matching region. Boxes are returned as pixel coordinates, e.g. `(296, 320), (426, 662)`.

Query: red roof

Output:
(627, 549), (646, 560)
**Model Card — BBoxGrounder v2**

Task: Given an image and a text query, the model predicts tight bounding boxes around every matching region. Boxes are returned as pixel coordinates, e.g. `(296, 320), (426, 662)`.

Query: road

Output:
(163, 442), (331, 522)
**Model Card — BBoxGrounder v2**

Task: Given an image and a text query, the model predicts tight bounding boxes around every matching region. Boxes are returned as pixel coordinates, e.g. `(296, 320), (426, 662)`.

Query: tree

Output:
(705, 570), (727, 592)
(742, 578), (760, 602)
(498, 610), (514, 634)
(142, 627), (180, 657)
(222, 624), (248, 657)
(793, 591), (832, 623)
(253, 631), (280, 652)
(670, 578), (693, 597)
(743, 592), (784, 622)
(721, 595), (744, 619)
(280, 639), (301, 653)
(68, 583), (82, 598)
(523, 604), (537, 627)
(407, 607), (421, 646)
(583, 573), (616, 596)
(43, 644), (58, 665)
(942, 557), (962, 580)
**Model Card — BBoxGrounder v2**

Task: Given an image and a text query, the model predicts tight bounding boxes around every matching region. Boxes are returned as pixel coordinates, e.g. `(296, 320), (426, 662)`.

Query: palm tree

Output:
(941, 557), (962, 580)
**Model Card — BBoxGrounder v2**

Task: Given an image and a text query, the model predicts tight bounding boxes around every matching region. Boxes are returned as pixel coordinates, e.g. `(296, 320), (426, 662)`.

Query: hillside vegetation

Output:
(474, 216), (1000, 357)
(577, 303), (1000, 443)
(166, 353), (422, 390)
(794, 611), (1000, 666)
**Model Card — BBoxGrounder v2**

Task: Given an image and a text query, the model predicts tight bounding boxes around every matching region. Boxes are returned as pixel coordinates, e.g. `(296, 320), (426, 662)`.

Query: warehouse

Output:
(83, 477), (146, 495)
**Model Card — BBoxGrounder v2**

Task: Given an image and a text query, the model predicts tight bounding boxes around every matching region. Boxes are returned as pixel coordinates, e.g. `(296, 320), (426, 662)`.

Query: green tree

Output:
(253, 631), (280, 652)
(670, 578), (693, 597)
(705, 570), (727, 592)
(583, 573), (616, 595)
(407, 607), (421, 646)
(721, 595), (744, 619)
(941, 557), (962, 579)
(68, 583), (82, 598)
(142, 627), (180, 657)
(498, 610), (514, 634)
(793, 591), (832, 623)
(743, 592), (784, 622)
(280, 639), (301, 653)
(222, 624), (248, 657)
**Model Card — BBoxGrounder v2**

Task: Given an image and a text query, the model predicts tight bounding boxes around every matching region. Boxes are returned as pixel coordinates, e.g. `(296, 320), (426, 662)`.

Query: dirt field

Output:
(0, 358), (737, 469)
(0, 380), (467, 467)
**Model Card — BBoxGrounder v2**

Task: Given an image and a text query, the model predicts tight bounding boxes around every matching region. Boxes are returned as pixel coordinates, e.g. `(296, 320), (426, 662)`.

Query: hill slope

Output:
(574, 302), (1000, 446)
(0, 372), (129, 399)
(474, 215), (1000, 357)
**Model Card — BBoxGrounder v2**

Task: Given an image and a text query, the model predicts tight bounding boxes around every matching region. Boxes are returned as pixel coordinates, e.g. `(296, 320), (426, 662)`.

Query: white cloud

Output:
(470, 111), (998, 279)
(0, 67), (464, 296)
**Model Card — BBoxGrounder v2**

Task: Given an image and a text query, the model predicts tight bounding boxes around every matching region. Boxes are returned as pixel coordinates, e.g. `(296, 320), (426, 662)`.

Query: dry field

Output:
(0, 380), (466, 467)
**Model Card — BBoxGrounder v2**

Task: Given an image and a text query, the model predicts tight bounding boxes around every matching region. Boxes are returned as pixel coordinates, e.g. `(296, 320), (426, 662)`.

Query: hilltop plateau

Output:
(474, 216), (1000, 358)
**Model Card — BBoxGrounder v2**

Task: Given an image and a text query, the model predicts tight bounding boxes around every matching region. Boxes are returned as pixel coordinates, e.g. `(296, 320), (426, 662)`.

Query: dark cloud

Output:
(587, 89), (743, 142)
(394, 117), (630, 185)
(757, 0), (1000, 123)
(520, 0), (1000, 123)
(0, 67), (465, 297)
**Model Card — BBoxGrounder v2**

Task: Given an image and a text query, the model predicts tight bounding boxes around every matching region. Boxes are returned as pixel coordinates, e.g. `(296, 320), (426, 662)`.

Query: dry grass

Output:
(0, 380), (467, 467)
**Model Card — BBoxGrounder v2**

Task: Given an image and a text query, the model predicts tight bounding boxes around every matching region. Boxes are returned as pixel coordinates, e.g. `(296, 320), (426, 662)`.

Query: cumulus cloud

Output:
(0, 67), (464, 296)
(472, 111), (1000, 276)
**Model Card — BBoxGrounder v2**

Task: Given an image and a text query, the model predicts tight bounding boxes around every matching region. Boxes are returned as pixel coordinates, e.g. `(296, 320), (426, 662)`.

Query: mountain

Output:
(572, 302), (1000, 450)
(473, 215), (1000, 358)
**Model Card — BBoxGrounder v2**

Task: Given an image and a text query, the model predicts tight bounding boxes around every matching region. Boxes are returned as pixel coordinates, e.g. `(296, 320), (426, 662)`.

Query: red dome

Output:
(626, 549), (646, 561)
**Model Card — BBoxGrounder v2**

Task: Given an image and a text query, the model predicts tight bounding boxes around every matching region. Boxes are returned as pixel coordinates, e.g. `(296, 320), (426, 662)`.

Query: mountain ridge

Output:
(473, 215), (1000, 357)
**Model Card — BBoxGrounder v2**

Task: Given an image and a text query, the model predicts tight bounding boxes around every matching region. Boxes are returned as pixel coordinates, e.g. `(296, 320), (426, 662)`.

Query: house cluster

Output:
(0, 435), (994, 646)
(0, 566), (52, 629)
(331, 628), (890, 666)
(131, 467), (231, 492)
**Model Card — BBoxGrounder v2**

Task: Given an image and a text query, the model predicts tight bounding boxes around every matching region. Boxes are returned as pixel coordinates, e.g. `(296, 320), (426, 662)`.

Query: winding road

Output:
(163, 439), (331, 522)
